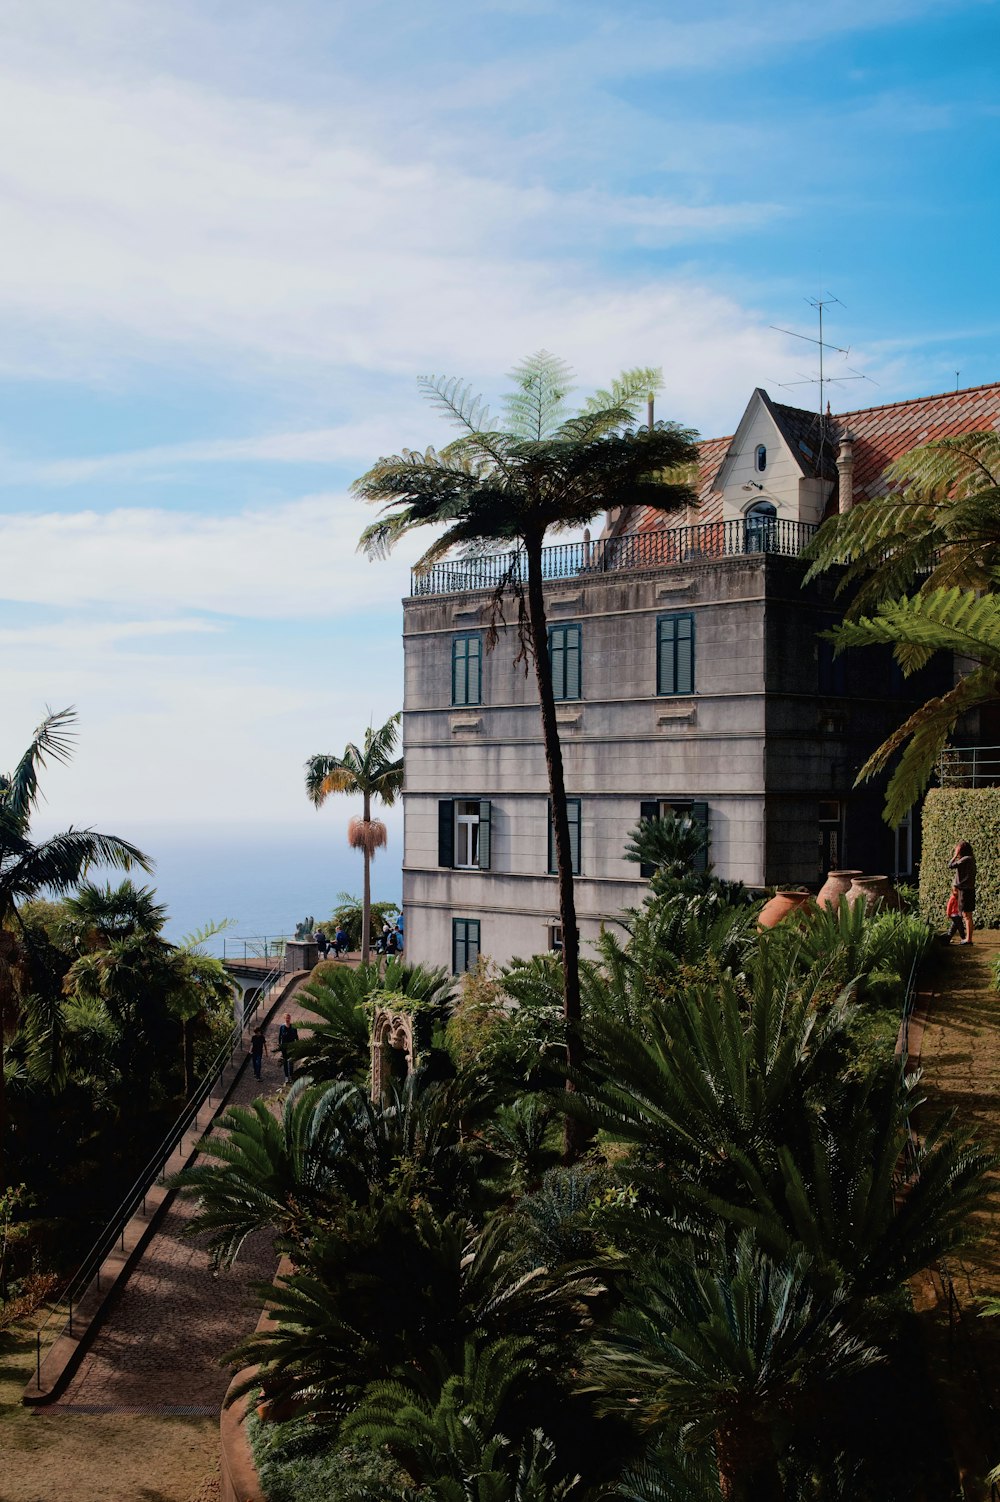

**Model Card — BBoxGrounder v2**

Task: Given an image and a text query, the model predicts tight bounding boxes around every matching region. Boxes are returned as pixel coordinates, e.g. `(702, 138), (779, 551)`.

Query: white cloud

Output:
(0, 493), (424, 618)
(0, 617), (220, 649)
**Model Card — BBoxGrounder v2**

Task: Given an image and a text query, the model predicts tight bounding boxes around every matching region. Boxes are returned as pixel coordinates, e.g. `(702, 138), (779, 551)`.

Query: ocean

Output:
(78, 825), (403, 956)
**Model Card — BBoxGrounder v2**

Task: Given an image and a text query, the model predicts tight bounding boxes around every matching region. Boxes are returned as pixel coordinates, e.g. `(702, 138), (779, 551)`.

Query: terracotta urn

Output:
(816, 870), (863, 910)
(845, 875), (901, 913)
(758, 889), (815, 930)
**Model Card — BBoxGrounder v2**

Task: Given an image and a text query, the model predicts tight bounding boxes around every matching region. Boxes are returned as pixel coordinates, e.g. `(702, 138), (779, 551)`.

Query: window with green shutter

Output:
(548, 797), (581, 875)
(548, 622), (582, 701)
(452, 918), (481, 974)
(439, 800), (491, 869)
(657, 613), (695, 696)
(452, 633), (482, 706)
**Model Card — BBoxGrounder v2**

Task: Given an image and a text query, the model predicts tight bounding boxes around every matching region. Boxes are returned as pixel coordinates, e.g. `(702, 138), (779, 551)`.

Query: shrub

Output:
(249, 1413), (422, 1502)
(919, 787), (1000, 929)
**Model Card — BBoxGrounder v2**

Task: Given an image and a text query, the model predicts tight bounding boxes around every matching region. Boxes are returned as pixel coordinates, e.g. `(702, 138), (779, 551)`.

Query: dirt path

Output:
(0, 982), (320, 1502)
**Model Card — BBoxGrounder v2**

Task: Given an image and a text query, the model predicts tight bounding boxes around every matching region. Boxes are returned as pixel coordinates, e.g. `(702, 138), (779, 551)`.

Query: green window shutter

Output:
(639, 799), (659, 879)
(452, 634), (482, 706)
(691, 801), (709, 873)
(568, 798), (581, 874)
(548, 624), (581, 702)
(549, 625), (565, 701)
(676, 615), (694, 694)
(438, 800), (455, 867)
(658, 614), (695, 696)
(548, 798), (580, 875)
(452, 918), (481, 974)
(478, 800), (491, 870)
(564, 625), (581, 701)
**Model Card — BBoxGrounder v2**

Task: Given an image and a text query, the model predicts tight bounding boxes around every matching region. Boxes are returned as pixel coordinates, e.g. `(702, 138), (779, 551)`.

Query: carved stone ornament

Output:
(371, 1008), (416, 1100)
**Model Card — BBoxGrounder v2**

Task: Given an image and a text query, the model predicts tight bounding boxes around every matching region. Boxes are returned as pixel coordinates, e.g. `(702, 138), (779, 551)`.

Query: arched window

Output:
(745, 499), (778, 553)
(755, 443), (767, 472)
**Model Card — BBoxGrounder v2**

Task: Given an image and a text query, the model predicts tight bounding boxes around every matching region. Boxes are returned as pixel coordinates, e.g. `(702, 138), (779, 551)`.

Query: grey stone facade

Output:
(401, 549), (934, 974)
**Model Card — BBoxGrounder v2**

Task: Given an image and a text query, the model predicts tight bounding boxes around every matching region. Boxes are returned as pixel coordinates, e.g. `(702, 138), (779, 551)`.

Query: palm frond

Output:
(0, 706), (78, 827)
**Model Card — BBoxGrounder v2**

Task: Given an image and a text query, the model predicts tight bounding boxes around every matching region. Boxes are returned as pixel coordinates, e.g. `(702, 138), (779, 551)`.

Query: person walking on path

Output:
(277, 1011), (299, 1080)
(949, 839), (977, 944)
(249, 1024), (268, 1080)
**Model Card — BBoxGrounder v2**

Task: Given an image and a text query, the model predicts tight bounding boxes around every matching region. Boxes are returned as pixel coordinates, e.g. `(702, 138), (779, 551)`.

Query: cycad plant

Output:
(305, 714), (404, 963)
(589, 1235), (882, 1502)
(292, 957), (454, 1084)
(354, 353), (699, 1152)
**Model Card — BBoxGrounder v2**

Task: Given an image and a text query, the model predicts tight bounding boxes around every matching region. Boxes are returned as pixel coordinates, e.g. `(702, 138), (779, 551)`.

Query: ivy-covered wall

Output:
(919, 787), (1000, 929)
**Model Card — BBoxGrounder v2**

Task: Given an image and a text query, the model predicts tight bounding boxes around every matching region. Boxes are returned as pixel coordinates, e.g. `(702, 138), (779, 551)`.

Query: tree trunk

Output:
(361, 790), (372, 965)
(183, 1015), (196, 1098)
(716, 1423), (784, 1502)
(523, 534), (585, 1160)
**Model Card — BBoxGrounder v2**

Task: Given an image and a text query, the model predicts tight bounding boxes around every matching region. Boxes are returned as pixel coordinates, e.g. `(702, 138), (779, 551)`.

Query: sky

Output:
(3, 0), (999, 850)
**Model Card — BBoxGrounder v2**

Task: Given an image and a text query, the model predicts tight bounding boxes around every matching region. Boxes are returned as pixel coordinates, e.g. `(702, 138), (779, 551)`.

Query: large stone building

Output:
(400, 381), (1000, 974)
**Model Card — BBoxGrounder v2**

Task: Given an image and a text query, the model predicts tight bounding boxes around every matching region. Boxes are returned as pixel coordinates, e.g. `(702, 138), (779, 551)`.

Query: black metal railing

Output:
(409, 519), (818, 597)
(25, 961), (288, 1396)
(938, 745), (1000, 788)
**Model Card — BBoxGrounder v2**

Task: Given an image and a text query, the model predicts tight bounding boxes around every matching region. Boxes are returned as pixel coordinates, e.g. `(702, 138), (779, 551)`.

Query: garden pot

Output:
(816, 870), (863, 910)
(757, 889), (815, 929)
(845, 875), (901, 913)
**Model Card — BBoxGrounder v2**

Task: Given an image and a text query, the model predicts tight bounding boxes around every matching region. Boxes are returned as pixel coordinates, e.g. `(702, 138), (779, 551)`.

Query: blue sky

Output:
(3, 0), (998, 839)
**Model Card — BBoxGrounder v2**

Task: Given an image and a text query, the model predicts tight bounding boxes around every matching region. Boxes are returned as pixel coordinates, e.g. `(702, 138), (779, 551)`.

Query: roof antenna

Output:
(956, 371), (961, 390)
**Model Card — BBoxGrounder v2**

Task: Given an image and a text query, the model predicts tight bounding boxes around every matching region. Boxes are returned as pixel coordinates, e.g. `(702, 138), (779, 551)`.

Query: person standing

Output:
(277, 1011), (299, 1081)
(948, 840), (977, 945)
(249, 1025), (268, 1080)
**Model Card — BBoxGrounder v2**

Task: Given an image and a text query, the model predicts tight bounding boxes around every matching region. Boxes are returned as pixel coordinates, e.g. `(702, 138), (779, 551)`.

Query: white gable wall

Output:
(716, 397), (833, 527)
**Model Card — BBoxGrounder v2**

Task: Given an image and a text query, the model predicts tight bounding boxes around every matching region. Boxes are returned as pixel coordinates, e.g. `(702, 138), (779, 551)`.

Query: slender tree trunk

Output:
(361, 790), (372, 965)
(523, 534), (585, 1160)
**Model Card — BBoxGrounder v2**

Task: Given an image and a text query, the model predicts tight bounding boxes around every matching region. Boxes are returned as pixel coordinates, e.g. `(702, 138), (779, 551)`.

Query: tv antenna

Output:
(769, 295), (878, 422)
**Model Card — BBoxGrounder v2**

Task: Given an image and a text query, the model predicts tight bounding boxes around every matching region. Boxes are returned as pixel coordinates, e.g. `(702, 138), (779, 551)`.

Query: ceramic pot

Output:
(758, 889), (815, 929)
(845, 875), (901, 913)
(816, 870), (863, 910)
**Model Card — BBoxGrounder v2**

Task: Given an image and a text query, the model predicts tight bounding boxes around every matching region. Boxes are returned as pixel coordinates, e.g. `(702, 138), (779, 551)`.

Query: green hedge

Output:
(919, 787), (1000, 929)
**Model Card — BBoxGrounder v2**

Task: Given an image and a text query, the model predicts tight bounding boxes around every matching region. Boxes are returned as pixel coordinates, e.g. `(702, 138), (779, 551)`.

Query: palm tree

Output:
(803, 432), (1000, 823)
(354, 353), (698, 1148)
(0, 707), (150, 1187)
(305, 714), (404, 963)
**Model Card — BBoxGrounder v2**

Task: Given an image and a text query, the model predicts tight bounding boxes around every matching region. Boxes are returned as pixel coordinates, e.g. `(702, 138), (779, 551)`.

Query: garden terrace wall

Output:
(919, 787), (1000, 929)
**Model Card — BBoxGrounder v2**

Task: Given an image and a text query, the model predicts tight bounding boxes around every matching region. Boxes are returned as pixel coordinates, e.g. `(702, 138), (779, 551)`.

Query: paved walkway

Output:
(915, 929), (1000, 1499)
(53, 986), (317, 1415)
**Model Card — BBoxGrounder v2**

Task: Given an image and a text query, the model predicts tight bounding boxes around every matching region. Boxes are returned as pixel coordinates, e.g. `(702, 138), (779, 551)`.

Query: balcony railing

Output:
(409, 518), (819, 597)
(938, 746), (1000, 788)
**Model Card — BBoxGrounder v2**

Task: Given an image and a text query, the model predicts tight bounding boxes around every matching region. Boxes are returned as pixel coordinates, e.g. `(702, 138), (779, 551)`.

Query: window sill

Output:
(450, 716), (483, 734)
(656, 702), (697, 725)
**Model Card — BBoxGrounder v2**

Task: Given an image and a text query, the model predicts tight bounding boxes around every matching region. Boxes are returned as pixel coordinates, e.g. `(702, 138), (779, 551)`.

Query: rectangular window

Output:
(438, 799), (491, 869)
(637, 798), (709, 877)
(548, 622), (582, 702)
(452, 918), (481, 974)
(657, 613), (695, 696)
(451, 633), (482, 706)
(548, 797), (581, 875)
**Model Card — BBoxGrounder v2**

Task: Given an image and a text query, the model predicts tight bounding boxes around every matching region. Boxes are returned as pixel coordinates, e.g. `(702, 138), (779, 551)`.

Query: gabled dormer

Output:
(714, 389), (835, 527)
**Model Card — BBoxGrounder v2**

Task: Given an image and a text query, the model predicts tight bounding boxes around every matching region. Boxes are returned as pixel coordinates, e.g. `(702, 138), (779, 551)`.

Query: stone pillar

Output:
(836, 433), (855, 514)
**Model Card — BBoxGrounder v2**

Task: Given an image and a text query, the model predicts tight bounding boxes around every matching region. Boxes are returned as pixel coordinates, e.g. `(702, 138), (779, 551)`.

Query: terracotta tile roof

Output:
(621, 379), (1000, 534)
(832, 380), (1000, 500)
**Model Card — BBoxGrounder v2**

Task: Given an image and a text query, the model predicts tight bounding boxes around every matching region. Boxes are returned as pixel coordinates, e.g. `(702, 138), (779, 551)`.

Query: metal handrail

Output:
(409, 519), (819, 597)
(938, 745), (1000, 788)
(222, 935), (290, 962)
(26, 960), (289, 1391)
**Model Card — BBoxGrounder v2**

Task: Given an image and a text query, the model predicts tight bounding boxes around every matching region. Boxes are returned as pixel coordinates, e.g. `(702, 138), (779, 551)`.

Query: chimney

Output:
(836, 432), (855, 514)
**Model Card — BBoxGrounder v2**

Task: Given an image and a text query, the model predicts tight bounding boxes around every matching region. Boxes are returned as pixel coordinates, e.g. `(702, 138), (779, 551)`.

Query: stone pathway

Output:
(5, 981), (323, 1501)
